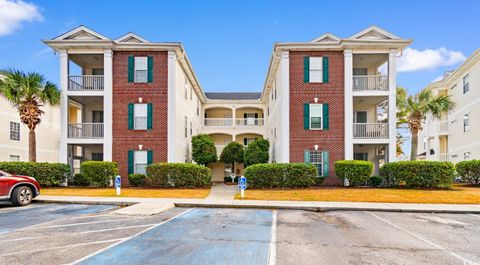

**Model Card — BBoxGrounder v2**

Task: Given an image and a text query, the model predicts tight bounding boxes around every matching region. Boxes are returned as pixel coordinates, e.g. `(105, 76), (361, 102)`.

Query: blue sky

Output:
(1, 0), (479, 95)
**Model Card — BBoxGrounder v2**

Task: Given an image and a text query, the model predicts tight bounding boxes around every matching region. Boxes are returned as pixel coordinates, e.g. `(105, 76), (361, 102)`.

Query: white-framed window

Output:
(464, 152), (471, 160)
(134, 104), (148, 130)
(310, 104), (323, 129)
(310, 150), (323, 176)
(196, 99), (200, 116)
(9, 155), (20, 162)
(184, 116), (188, 138)
(134, 57), (148, 83)
(463, 74), (469, 94)
(190, 121), (193, 136)
(244, 137), (257, 146)
(463, 113), (470, 132)
(190, 86), (193, 100)
(134, 151), (148, 174)
(309, 57), (323, 83)
(10, 121), (20, 141)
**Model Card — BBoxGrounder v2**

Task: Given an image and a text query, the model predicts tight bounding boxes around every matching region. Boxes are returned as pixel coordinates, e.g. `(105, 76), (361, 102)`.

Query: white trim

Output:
(115, 32), (150, 43)
(388, 50), (397, 162)
(280, 51), (290, 162)
(311, 33), (341, 43)
(59, 50), (68, 164)
(344, 50), (353, 160)
(54, 25), (110, 41)
(167, 51), (177, 162)
(349, 26), (400, 40)
(103, 49), (113, 161)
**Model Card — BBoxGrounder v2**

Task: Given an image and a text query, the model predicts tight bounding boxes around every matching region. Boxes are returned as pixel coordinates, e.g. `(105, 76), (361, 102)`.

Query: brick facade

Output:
(289, 51), (344, 185)
(112, 51), (169, 183)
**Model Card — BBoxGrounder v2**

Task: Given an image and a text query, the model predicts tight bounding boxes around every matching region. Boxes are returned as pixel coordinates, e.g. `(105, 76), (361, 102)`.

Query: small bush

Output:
(369, 176), (383, 187)
(128, 173), (146, 187)
(456, 160), (480, 185)
(81, 161), (118, 187)
(244, 139), (270, 167)
(0, 162), (70, 187)
(380, 161), (455, 189)
(244, 163), (317, 188)
(146, 163), (211, 188)
(335, 160), (374, 187)
(72, 173), (90, 186)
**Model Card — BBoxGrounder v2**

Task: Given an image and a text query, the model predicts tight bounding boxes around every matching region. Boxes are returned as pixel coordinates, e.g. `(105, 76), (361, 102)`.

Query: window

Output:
(190, 121), (193, 136)
(196, 99), (200, 116)
(310, 151), (323, 176)
(267, 107), (270, 116)
(463, 113), (470, 132)
(134, 104), (148, 130)
(354, 153), (368, 161)
(9, 155), (20, 162)
(190, 87), (193, 100)
(310, 104), (323, 129)
(10, 122), (20, 141)
(463, 74), (469, 94)
(134, 151), (148, 174)
(184, 116), (188, 138)
(134, 57), (148, 83)
(243, 137), (257, 146)
(309, 57), (323, 83)
(91, 153), (103, 161)
(184, 77), (188, 99)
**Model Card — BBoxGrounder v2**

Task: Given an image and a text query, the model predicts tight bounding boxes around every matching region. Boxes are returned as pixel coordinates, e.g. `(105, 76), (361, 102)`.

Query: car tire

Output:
(11, 186), (33, 206)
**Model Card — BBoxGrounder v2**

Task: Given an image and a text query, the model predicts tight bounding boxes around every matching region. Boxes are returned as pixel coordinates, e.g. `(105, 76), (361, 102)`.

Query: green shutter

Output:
(128, 56), (134, 83)
(147, 150), (153, 165)
(322, 103), (329, 129)
(303, 56), (310, 83)
(322, 151), (329, 176)
(147, 56), (153, 83)
(128, 150), (134, 174)
(147, 103), (153, 129)
(304, 150), (310, 163)
(322, 56), (329, 83)
(303, 103), (310, 130)
(128, 103), (134, 130)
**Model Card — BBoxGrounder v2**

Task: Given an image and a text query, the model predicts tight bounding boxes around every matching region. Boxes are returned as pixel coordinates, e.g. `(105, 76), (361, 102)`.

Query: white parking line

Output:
(70, 208), (195, 265)
(367, 211), (477, 265)
(29, 218), (144, 229)
(79, 224), (155, 234)
(0, 238), (126, 257)
(268, 210), (277, 265)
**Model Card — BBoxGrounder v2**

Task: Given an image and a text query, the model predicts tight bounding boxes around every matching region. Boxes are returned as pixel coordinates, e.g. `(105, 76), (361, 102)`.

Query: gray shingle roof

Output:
(205, 92), (261, 100)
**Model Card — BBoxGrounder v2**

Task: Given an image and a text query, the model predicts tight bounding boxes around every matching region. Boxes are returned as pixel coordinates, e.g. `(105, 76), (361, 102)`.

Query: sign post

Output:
(115, 175), (121, 196)
(238, 176), (247, 199)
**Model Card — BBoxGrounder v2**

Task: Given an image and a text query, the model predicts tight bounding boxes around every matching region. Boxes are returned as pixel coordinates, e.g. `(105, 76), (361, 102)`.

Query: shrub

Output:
(335, 160), (374, 187)
(72, 173), (90, 186)
(146, 163), (211, 188)
(0, 162), (70, 186)
(244, 163), (317, 188)
(456, 160), (480, 185)
(380, 161), (455, 189)
(81, 161), (118, 187)
(191, 134), (217, 166)
(220, 142), (244, 173)
(128, 173), (146, 187)
(244, 139), (270, 167)
(369, 176), (383, 187)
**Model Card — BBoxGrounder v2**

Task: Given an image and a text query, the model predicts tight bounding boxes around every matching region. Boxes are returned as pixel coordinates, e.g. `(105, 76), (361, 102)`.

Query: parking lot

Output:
(0, 203), (479, 265)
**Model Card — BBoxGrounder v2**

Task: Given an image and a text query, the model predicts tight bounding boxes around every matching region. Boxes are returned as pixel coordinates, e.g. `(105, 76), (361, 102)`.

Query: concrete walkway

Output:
(205, 183), (237, 201)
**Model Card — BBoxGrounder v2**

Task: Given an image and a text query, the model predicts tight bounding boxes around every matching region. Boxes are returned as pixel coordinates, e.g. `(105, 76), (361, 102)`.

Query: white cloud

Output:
(397, 47), (466, 72)
(431, 75), (444, 82)
(0, 0), (43, 36)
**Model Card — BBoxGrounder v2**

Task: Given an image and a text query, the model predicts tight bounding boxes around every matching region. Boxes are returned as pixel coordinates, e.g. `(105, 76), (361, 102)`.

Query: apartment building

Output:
(417, 49), (480, 163)
(0, 74), (60, 162)
(44, 26), (410, 184)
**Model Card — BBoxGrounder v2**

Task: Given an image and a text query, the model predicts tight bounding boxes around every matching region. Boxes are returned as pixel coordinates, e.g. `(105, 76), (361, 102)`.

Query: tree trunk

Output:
(29, 129), (37, 162)
(410, 129), (418, 161)
(232, 162), (235, 177)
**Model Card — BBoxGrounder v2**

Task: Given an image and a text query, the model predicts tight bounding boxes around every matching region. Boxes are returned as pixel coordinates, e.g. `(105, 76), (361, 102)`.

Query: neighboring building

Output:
(417, 49), (480, 163)
(44, 26), (410, 184)
(0, 75), (60, 162)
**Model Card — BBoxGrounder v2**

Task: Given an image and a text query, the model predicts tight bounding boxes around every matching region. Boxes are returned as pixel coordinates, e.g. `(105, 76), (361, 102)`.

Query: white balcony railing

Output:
(353, 123), (389, 139)
(235, 118), (264, 126)
(68, 75), (104, 91)
(438, 153), (450, 162)
(68, 123), (104, 139)
(438, 120), (449, 133)
(353, 75), (388, 91)
(204, 118), (233, 127)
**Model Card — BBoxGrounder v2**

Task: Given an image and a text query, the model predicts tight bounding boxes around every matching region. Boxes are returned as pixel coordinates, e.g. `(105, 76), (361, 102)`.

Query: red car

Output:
(0, 170), (40, 206)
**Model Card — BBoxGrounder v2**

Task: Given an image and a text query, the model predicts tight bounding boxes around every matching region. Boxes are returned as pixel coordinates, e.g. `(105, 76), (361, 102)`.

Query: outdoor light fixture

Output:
(314, 97), (318, 103)
(138, 144), (143, 150)
(138, 97), (143, 103)
(314, 144), (319, 151)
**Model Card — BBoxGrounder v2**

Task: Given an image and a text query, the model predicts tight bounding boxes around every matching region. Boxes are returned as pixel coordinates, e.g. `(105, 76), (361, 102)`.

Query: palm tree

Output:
(397, 87), (455, 160)
(0, 69), (60, 162)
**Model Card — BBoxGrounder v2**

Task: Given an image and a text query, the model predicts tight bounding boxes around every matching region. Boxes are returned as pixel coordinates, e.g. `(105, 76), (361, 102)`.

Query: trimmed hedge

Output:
(146, 163), (211, 188)
(0, 162), (70, 186)
(456, 160), (480, 185)
(128, 174), (146, 187)
(335, 160), (374, 187)
(81, 161), (118, 187)
(380, 161), (455, 188)
(369, 176), (383, 187)
(244, 163), (318, 188)
(73, 173), (90, 186)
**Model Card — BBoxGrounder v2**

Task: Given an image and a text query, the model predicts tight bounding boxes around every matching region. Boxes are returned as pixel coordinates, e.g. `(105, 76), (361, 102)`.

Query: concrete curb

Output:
(34, 199), (138, 207)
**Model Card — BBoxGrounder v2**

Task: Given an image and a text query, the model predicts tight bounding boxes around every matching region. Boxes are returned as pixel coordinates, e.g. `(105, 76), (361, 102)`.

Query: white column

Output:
(388, 49), (397, 162)
(280, 51), (290, 162)
(59, 50), (68, 164)
(103, 49), (113, 161)
(232, 106), (236, 128)
(167, 51), (177, 162)
(344, 49), (353, 160)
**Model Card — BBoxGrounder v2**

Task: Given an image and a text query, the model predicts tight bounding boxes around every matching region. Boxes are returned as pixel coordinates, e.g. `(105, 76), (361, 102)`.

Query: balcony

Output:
(353, 75), (388, 92)
(68, 123), (104, 139)
(353, 123), (389, 139)
(204, 118), (264, 127)
(68, 75), (104, 91)
(204, 118), (233, 127)
(235, 118), (264, 126)
(438, 120), (449, 133)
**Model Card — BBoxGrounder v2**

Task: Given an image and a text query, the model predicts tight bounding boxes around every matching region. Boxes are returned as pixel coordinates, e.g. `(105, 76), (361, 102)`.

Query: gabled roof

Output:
(53, 25), (110, 41)
(115, 32), (150, 43)
(349, 26), (400, 40)
(311, 33), (341, 43)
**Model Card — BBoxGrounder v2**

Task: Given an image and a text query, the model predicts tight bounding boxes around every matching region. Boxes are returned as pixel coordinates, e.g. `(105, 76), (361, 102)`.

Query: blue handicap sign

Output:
(238, 176), (247, 190)
(115, 175), (121, 188)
